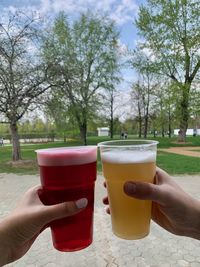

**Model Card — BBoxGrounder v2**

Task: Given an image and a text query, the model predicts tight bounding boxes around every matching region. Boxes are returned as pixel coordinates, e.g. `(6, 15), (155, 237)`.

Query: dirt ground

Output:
(159, 146), (200, 157)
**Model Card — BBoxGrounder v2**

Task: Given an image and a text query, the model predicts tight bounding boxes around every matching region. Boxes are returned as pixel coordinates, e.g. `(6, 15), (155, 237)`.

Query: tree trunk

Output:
(178, 83), (190, 142)
(153, 129), (156, 138)
(137, 102), (142, 138)
(109, 95), (114, 139)
(144, 73), (150, 139)
(162, 126), (165, 137)
(168, 110), (172, 138)
(110, 118), (113, 139)
(10, 122), (22, 161)
(138, 118), (142, 138)
(80, 123), (87, 145)
(110, 105), (114, 139)
(168, 123), (172, 138)
(144, 114), (148, 138)
(63, 133), (67, 143)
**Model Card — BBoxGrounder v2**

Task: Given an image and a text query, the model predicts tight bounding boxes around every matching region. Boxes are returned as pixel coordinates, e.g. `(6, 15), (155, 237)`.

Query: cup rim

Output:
(98, 139), (159, 148)
(35, 145), (97, 154)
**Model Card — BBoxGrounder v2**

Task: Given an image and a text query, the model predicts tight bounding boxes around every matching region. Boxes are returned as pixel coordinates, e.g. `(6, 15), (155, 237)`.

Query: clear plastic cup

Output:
(98, 140), (158, 240)
(36, 146), (97, 251)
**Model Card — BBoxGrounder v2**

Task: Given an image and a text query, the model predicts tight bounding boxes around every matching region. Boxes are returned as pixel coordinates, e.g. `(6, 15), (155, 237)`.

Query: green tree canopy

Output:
(135, 0), (200, 141)
(41, 12), (121, 144)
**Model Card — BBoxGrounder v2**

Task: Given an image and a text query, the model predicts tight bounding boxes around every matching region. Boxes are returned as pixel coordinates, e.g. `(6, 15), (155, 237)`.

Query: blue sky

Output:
(0, 0), (143, 50)
(0, 0), (146, 119)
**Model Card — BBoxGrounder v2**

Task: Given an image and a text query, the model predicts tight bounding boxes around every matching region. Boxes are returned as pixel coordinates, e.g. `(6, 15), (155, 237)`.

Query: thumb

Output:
(40, 198), (88, 224)
(124, 181), (166, 206)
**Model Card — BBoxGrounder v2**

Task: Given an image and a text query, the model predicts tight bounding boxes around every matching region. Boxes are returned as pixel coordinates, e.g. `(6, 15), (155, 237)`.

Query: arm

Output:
(0, 186), (87, 266)
(124, 167), (200, 239)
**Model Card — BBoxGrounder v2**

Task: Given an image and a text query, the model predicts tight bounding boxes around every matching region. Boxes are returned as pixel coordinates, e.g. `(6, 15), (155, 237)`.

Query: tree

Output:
(18, 118), (47, 134)
(130, 47), (160, 138)
(45, 90), (74, 142)
(0, 12), (50, 160)
(188, 84), (200, 130)
(136, 0), (200, 141)
(131, 81), (143, 138)
(41, 12), (120, 145)
(130, 49), (159, 139)
(151, 80), (177, 138)
(100, 86), (122, 138)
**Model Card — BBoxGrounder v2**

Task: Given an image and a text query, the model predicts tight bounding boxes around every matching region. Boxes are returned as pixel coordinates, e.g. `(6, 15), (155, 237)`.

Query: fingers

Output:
(25, 186), (88, 223)
(103, 183), (110, 214)
(124, 181), (167, 206)
(40, 198), (88, 223)
(21, 185), (42, 201)
(123, 166), (175, 207)
(103, 196), (109, 205)
(106, 207), (110, 214)
(155, 167), (176, 186)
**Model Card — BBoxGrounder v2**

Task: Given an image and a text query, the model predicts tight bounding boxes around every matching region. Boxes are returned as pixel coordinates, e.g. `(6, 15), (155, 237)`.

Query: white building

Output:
(97, 127), (109, 136)
(174, 129), (200, 136)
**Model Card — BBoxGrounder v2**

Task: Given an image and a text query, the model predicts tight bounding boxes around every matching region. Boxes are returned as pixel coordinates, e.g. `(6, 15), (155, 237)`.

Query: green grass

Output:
(157, 151), (200, 175)
(1, 136), (200, 175)
(153, 136), (200, 148)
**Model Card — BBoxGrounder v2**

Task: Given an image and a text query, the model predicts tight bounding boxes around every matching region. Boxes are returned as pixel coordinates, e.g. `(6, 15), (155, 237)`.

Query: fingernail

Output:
(124, 182), (136, 195)
(75, 198), (88, 209)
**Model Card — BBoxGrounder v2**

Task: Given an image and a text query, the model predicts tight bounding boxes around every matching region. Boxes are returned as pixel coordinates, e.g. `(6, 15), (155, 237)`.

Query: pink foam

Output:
(36, 146), (97, 166)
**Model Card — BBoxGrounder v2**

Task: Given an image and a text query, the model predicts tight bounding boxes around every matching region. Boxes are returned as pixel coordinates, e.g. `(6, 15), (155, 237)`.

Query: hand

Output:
(103, 167), (200, 239)
(0, 186), (87, 266)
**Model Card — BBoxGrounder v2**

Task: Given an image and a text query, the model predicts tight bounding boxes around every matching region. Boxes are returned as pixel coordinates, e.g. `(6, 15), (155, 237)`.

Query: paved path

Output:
(159, 146), (200, 158)
(1, 173), (200, 267)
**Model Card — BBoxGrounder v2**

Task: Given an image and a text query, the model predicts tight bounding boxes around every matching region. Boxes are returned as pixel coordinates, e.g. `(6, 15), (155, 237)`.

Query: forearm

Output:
(185, 199), (200, 240)
(0, 220), (12, 267)
(0, 247), (9, 267)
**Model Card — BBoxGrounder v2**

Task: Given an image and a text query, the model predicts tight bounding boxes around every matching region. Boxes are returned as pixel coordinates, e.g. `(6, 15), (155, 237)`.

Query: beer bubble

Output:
(101, 150), (156, 164)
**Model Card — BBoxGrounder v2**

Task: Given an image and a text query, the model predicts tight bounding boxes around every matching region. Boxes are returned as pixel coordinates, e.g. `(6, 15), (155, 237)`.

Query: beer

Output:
(99, 143), (157, 240)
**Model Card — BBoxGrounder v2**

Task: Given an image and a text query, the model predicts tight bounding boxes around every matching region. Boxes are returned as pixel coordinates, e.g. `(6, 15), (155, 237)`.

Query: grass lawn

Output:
(1, 135), (200, 175)
(157, 151), (200, 175)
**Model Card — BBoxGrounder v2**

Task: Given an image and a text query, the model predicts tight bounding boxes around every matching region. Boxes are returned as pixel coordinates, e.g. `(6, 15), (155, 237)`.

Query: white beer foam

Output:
(101, 150), (156, 164)
(36, 146), (97, 166)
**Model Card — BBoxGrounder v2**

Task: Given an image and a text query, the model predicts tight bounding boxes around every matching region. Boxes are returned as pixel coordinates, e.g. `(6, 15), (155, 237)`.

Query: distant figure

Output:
(0, 137), (4, 146)
(124, 132), (128, 139)
(121, 132), (124, 139)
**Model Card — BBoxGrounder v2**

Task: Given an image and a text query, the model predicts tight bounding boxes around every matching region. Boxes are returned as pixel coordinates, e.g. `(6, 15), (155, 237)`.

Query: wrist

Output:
(0, 221), (11, 266)
(186, 199), (200, 240)
(0, 245), (10, 266)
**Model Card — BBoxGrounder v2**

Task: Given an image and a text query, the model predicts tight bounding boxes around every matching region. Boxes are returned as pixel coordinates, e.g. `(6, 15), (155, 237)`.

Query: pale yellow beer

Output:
(99, 144), (157, 240)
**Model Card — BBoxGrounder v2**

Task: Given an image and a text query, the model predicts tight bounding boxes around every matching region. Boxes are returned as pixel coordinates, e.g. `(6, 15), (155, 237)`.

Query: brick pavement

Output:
(1, 173), (200, 267)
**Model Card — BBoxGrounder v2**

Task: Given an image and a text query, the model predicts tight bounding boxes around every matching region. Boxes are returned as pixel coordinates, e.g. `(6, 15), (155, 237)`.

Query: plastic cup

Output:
(36, 146), (97, 252)
(98, 140), (158, 240)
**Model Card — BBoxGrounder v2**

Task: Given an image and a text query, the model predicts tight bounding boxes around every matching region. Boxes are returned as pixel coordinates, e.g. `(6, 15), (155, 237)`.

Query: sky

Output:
(0, 0), (146, 120)
(0, 0), (142, 47)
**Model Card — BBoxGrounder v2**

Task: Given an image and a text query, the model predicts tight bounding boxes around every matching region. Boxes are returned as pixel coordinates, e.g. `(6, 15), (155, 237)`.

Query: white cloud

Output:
(1, 0), (139, 25)
(96, 0), (116, 12)
(38, 0), (138, 25)
(40, 0), (52, 14)
(5, 5), (18, 13)
(114, 89), (132, 121)
(134, 39), (156, 61)
(109, 0), (138, 24)
(117, 39), (128, 54)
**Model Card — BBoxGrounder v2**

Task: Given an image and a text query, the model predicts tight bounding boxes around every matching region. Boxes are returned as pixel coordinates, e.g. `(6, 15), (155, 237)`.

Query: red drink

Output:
(36, 146), (97, 252)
